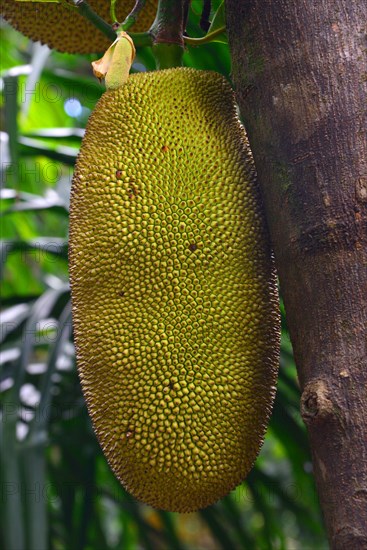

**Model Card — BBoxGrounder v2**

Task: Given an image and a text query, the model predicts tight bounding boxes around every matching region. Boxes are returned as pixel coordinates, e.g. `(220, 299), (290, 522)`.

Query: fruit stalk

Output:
(149, 0), (187, 46)
(149, 0), (189, 68)
(74, 0), (116, 41)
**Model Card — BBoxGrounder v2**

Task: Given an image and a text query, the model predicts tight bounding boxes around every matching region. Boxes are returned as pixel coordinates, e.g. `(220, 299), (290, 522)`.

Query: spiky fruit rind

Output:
(69, 68), (280, 512)
(1, 0), (157, 54)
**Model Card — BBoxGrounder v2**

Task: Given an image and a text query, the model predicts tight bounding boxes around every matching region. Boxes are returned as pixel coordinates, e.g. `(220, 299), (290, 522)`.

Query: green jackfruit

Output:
(1, 0), (157, 54)
(69, 67), (280, 512)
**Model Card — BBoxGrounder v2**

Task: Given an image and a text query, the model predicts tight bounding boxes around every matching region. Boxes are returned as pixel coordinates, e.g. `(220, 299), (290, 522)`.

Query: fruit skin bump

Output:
(69, 68), (280, 512)
(1, 0), (157, 54)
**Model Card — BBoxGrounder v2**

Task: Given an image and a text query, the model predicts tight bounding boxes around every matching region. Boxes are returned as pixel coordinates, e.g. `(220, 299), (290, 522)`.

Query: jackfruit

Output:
(1, 0), (157, 54)
(69, 67), (280, 512)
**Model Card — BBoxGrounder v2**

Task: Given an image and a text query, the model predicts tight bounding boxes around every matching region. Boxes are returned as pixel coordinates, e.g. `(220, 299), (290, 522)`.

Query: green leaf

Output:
(1, 188), (69, 215)
(1, 239), (68, 279)
(0, 303), (31, 344)
(9, 287), (68, 402)
(27, 299), (72, 440)
(2, 75), (20, 185)
(207, 2), (227, 44)
(199, 507), (238, 549)
(208, 1), (225, 32)
(19, 136), (78, 165)
(23, 128), (84, 140)
(158, 511), (187, 550)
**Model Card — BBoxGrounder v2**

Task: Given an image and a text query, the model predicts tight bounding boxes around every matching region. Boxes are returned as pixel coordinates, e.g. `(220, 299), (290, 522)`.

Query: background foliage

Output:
(1, 3), (328, 548)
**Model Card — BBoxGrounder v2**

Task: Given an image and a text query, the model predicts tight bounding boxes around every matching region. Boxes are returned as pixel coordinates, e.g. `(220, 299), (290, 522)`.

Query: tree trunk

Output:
(225, 1), (367, 548)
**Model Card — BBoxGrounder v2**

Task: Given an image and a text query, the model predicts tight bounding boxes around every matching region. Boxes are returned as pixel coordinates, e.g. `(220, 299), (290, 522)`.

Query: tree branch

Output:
(74, 0), (116, 41)
(226, 1), (367, 547)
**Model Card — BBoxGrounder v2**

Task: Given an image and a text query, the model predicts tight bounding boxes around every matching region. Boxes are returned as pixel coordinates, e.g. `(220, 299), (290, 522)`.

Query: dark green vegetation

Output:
(1, 10), (328, 550)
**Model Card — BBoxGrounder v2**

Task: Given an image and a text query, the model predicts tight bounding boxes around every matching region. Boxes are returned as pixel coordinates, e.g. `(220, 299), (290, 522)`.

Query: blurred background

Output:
(1, 4), (328, 548)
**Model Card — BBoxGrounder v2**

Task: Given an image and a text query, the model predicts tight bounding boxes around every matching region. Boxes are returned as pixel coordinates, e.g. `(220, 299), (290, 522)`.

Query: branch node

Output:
(301, 379), (335, 422)
(356, 177), (367, 202)
(332, 526), (367, 550)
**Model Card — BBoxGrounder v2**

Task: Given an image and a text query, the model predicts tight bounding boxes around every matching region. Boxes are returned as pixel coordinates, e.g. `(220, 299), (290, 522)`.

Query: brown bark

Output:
(226, 1), (367, 548)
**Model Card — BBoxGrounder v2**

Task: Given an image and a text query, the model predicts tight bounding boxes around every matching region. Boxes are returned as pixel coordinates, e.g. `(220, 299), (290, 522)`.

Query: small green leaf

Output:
(207, 2), (227, 44)
(19, 136), (77, 165)
(0, 303), (31, 344)
(208, 1), (225, 32)
(27, 299), (72, 438)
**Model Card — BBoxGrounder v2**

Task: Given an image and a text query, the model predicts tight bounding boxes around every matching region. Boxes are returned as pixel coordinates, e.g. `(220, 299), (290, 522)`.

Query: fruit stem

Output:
(149, 0), (187, 68)
(74, 0), (116, 41)
(152, 43), (184, 69)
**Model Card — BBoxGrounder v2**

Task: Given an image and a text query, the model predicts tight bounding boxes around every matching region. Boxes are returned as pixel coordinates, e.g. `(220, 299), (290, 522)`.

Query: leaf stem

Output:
(184, 25), (226, 45)
(110, 0), (117, 23)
